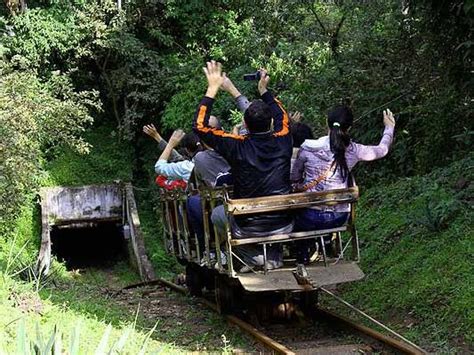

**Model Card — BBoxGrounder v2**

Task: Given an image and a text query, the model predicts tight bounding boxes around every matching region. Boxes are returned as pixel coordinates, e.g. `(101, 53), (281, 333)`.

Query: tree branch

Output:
(300, 0), (328, 34)
(330, 14), (346, 57)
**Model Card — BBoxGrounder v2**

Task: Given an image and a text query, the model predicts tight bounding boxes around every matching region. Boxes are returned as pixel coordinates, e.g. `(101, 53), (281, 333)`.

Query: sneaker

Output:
(200, 253), (208, 267)
(220, 251), (227, 265)
(166, 240), (173, 253)
(309, 244), (320, 263)
(213, 251), (228, 270)
(200, 251), (216, 267)
(266, 260), (284, 270)
(239, 265), (252, 273)
(179, 240), (187, 255)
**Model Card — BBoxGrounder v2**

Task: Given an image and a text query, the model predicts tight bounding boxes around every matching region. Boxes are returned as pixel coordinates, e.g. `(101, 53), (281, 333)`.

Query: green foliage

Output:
(153, 0), (472, 185)
(10, 319), (156, 355)
(160, 67), (206, 131)
(45, 125), (133, 186)
(0, 65), (98, 240)
(2, 0), (471, 180)
(0, 1), (472, 351)
(4, 6), (85, 72)
(342, 154), (474, 348)
(0, 270), (176, 354)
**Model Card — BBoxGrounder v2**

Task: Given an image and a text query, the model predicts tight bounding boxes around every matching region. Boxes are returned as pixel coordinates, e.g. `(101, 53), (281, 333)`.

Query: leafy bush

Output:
(0, 65), (99, 239)
(341, 154), (474, 347)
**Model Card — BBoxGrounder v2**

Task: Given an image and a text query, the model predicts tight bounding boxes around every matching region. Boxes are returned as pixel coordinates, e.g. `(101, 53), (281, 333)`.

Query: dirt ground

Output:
(112, 281), (256, 352)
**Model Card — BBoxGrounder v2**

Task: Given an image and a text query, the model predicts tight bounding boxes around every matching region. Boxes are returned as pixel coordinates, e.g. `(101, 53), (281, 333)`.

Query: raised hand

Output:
(203, 60), (225, 98)
(232, 123), (243, 135)
(383, 109), (395, 127)
(290, 111), (302, 123)
(257, 68), (270, 95)
(168, 129), (185, 147)
(143, 124), (162, 141)
(220, 74), (234, 93)
(221, 74), (242, 98)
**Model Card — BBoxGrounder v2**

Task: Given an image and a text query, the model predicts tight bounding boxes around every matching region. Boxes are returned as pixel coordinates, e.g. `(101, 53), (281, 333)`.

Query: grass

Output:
(0, 270), (180, 353)
(336, 154), (474, 352)
(0, 123), (251, 353)
(35, 262), (252, 352)
(0, 124), (175, 353)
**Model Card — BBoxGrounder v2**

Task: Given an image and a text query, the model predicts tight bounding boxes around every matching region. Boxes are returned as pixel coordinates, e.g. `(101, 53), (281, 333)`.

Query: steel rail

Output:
(319, 287), (427, 354)
(317, 308), (424, 354)
(199, 298), (296, 355)
(123, 278), (425, 354)
(127, 278), (294, 354)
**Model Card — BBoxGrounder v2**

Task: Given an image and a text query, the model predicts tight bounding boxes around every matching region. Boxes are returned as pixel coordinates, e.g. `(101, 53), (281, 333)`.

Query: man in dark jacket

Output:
(193, 61), (293, 270)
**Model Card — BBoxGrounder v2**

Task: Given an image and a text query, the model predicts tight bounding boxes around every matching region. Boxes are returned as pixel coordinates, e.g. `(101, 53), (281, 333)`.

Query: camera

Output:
(243, 71), (261, 81)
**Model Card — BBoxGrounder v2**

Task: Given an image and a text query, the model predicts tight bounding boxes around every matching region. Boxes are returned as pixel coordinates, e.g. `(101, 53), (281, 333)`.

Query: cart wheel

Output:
(201, 268), (216, 291)
(185, 264), (202, 296)
(215, 276), (236, 314)
(176, 257), (188, 266)
(298, 290), (319, 317)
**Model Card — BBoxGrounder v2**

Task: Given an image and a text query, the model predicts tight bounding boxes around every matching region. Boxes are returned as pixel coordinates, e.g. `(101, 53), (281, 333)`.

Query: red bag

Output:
(155, 175), (187, 191)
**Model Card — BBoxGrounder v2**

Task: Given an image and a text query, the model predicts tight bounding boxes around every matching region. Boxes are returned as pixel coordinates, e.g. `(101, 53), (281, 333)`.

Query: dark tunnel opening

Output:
(50, 221), (128, 270)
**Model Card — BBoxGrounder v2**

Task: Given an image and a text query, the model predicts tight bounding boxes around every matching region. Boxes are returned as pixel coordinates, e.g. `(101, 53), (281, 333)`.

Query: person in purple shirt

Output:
(291, 105), (396, 263)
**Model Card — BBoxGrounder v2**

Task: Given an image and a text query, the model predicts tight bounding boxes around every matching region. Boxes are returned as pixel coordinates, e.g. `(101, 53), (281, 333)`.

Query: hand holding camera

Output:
(243, 68), (269, 95)
(243, 71), (261, 81)
(257, 69), (269, 95)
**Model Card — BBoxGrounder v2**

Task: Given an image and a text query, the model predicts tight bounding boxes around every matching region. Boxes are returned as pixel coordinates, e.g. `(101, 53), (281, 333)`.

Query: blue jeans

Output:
(187, 195), (204, 254)
(295, 209), (349, 263)
(211, 205), (283, 267)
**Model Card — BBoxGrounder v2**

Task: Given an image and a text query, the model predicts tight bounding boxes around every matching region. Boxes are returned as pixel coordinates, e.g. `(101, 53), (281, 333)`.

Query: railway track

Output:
(122, 278), (426, 354)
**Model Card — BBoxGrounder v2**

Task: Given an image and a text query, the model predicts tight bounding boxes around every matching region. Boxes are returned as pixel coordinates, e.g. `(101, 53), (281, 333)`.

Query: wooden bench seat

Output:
(225, 186), (358, 215)
(229, 226), (348, 246)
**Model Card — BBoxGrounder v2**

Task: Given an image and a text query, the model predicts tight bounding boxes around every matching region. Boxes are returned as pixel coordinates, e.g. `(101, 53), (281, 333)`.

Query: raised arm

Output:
(353, 109), (396, 161)
(257, 70), (290, 137)
(193, 61), (243, 161)
(154, 129), (194, 181)
(158, 129), (184, 162)
(143, 124), (183, 161)
(221, 75), (250, 113)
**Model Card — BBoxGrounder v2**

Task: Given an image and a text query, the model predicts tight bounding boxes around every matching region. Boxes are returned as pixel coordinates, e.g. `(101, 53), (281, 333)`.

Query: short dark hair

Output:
(181, 132), (202, 155)
(244, 100), (272, 133)
(291, 122), (314, 148)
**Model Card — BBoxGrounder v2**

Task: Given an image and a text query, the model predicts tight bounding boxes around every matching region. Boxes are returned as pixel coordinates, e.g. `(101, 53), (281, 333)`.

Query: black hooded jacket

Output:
(193, 91), (293, 236)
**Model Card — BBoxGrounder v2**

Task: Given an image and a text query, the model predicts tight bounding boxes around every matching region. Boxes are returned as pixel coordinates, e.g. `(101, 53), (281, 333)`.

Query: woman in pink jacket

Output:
(290, 105), (395, 263)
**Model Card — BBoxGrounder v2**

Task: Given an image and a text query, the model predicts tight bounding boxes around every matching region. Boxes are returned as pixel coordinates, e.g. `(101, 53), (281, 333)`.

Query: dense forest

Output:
(0, 0), (472, 353)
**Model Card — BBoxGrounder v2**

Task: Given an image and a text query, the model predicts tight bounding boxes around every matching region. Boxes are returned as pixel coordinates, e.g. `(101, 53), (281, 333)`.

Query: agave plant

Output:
(6, 318), (159, 355)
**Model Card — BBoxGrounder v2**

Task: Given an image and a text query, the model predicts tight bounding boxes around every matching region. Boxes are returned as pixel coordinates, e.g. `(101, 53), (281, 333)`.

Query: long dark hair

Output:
(327, 105), (353, 181)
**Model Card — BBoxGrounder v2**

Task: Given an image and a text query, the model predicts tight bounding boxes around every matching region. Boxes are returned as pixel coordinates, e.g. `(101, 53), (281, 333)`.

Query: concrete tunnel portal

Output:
(38, 183), (155, 281)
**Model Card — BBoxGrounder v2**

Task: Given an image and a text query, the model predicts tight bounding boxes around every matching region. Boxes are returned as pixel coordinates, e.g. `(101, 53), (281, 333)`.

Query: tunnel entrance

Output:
(38, 183), (155, 281)
(51, 221), (127, 270)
